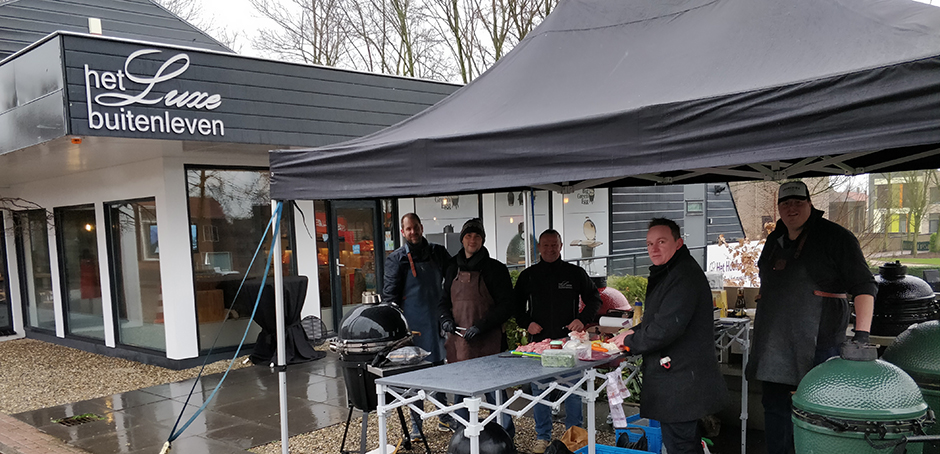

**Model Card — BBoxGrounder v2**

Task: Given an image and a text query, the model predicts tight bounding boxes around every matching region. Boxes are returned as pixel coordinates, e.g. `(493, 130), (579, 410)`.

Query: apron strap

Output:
(813, 290), (848, 299)
(404, 243), (417, 277)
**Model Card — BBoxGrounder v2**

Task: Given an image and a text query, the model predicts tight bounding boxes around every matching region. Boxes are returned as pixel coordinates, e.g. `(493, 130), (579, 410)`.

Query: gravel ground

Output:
(0, 338), (252, 415)
(0, 337), (618, 453)
(251, 402), (618, 454)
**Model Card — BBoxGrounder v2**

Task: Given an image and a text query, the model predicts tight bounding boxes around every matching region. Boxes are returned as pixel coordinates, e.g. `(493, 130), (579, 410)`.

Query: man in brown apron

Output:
(440, 218), (516, 439)
(746, 180), (876, 454)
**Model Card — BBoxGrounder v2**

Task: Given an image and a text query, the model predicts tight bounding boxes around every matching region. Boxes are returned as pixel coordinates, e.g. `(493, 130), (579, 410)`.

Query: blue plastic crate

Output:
(613, 414), (662, 453)
(574, 444), (650, 454)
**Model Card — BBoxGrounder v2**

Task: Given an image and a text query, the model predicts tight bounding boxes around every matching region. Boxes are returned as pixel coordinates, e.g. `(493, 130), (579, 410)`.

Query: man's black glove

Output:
(463, 326), (481, 342)
(441, 318), (456, 334)
(852, 330), (870, 344)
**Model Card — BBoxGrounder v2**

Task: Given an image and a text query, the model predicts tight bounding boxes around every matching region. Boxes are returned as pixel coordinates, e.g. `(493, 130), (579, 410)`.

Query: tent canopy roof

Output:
(270, 0), (940, 200)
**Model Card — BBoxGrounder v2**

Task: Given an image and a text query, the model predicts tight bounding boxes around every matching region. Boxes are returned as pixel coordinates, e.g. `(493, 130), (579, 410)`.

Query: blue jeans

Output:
(761, 347), (836, 454)
(532, 382), (582, 441)
(453, 390), (516, 440)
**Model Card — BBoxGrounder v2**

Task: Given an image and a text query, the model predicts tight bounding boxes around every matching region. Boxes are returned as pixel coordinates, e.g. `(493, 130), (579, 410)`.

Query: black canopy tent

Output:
(269, 0), (940, 201)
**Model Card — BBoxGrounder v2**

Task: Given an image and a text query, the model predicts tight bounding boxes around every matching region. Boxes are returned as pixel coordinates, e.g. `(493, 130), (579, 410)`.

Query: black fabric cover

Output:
(270, 0), (940, 200)
(245, 276), (325, 365)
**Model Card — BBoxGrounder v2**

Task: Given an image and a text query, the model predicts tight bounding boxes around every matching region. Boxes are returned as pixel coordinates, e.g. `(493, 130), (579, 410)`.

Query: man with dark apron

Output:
(746, 181), (875, 454)
(440, 218), (516, 439)
(383, 213), (454, 437)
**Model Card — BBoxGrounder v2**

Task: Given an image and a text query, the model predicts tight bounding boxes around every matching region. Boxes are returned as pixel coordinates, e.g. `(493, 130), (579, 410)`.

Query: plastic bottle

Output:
(632, 301), (643, 326)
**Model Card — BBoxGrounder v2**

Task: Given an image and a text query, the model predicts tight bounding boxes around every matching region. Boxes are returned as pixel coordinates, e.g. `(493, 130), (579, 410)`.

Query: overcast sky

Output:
(200, 0), (268, 57)
(199, 0), (938, 59)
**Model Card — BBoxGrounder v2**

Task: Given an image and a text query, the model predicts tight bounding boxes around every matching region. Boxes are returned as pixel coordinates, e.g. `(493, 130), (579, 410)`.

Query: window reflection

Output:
(56, 205), (104, 340)
(0, 213), (11, 334)
(107, 199), (165, 351)
(16, 210), (55, 330)
(186, 167), (295, 351)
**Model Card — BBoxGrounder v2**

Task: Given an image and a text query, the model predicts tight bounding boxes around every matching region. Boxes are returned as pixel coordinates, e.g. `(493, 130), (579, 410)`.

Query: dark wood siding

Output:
(610, 186), (685, 276)
(706, 182), (745, 243)
(0, 0), (230, 59)
(609, 183), (744, 277)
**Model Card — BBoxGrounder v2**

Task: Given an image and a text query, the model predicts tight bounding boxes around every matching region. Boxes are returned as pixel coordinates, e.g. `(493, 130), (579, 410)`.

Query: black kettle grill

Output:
(872, 261), (940, 336)
(331, 293), (413, 412)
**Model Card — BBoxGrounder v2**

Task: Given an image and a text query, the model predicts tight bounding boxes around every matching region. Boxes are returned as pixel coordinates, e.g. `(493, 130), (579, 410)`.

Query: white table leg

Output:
(586, 369), (596, 454)
(378, 384), (388, 454)
(466, 396), (482, 454)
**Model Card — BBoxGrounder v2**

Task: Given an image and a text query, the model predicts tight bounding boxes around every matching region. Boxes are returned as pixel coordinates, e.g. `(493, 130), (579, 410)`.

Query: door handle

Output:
(336, 258), (344, 276)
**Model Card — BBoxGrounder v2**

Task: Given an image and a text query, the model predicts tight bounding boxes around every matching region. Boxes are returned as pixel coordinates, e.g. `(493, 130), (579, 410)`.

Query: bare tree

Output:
(154, 0), (204, 23)
(243, 0), (556, 81)
(423, 0), (484, 83)
(250, 0), (351, 66)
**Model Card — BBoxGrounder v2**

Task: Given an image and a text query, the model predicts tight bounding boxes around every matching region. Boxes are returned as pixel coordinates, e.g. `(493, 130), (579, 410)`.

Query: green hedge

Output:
(869, 264), (937, 280)
(606, 274), (648, 303)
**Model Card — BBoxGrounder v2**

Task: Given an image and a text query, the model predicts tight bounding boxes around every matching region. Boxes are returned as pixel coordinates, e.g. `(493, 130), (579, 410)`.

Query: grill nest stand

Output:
(339, 358), (435, 454)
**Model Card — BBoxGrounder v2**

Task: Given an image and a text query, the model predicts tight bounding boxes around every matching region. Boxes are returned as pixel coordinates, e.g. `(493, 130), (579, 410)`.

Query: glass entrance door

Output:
(328, 200), (383, 331)
(0, 214), (13, 336)
(56, 205), (104, 340)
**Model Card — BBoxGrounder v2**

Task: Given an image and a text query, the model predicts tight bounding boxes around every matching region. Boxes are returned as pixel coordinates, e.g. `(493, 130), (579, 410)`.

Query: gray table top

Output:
(375, 352), (625, 396)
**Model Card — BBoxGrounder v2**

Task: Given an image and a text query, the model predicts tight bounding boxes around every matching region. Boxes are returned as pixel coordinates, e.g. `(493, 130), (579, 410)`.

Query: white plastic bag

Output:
(386, 346), (430, 365)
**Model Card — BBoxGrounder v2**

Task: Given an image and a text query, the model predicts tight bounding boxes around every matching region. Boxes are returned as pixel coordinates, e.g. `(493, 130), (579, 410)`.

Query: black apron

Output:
(400, 244), (446, 363)
(747, 234), (827, 386)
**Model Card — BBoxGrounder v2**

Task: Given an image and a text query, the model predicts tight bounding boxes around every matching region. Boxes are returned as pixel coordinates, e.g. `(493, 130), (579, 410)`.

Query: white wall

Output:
(6, 144), (271, 360)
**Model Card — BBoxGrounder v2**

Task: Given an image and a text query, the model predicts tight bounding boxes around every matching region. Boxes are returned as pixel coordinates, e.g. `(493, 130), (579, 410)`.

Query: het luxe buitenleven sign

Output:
(84, 49), (224, 137)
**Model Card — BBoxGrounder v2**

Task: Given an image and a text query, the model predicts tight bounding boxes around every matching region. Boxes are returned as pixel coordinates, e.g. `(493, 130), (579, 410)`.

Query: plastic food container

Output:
(541, 349), (576, 367)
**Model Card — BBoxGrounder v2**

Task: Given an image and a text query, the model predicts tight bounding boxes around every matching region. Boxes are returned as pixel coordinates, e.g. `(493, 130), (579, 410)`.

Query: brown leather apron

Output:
(445, 270), (502, 362)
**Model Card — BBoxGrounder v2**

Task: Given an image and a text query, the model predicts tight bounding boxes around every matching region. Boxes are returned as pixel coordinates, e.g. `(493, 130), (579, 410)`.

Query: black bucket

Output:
(341, 352), (380, 412)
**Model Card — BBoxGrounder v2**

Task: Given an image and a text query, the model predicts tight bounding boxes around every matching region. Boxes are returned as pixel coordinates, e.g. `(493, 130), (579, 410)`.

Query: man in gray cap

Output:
(746, 180), (876, 454)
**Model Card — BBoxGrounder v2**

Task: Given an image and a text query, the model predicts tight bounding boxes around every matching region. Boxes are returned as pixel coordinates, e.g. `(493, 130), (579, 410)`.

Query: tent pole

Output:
(272, 200), (289, 454)
(523, 190), (533, 267)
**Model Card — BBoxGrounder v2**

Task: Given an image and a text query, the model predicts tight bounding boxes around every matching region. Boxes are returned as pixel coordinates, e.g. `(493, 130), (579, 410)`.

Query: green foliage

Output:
(510, 269), (521, 286)
(504, 317), (528, 351)
(606, 274), (648, 303)
(931, 233), (939, 253)
(622, 356), (643, 403)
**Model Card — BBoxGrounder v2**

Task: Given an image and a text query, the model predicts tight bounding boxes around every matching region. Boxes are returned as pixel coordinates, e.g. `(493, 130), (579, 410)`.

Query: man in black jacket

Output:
(514, 229), (602, 453)
(621, 218), (729, 454)
(382, 213), (454, 435)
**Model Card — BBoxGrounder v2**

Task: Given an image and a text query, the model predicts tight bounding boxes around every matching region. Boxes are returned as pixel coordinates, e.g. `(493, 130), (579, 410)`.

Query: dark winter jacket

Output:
(621, 245), (730, 423)
(514, 258), (602, 342)
(758, 207), (876, 348)
(382, 238), (451, 304)
(439, 247), (515, 334)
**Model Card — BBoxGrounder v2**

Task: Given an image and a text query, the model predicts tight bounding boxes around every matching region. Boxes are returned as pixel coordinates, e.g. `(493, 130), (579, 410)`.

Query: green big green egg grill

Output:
(884, 320), (940, 454)
(792, 343), (934, 453)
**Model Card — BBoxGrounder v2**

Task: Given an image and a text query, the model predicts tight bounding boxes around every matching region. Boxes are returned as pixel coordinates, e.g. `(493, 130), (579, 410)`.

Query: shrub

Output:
(606, 274), (648, 303)
(931, 233), (939, 253)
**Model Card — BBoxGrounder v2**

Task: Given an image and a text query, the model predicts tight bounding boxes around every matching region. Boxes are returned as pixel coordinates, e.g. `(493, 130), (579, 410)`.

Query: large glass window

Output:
(56, 205), (104, 340)
(493, 191), (550, 267)
(15, 210), (55, 331)
(411, 194), (481, 256)
(0, 213), (12, 335)
(187, 167), (295, 351)
(106, 198), (165, 351)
